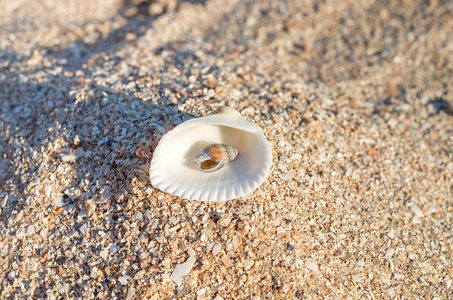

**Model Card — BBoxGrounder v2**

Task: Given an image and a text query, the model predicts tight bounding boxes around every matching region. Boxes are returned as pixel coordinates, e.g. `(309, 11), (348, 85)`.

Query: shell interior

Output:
(198, 159), (224, 172)
(163, 125), (259, 179)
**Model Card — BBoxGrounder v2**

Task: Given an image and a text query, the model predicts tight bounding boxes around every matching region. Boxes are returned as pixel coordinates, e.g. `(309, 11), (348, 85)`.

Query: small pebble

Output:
(280, 170), (295, 181)
(118, 275), (131, 285)
(232, 234), (241, 250)
(110, 244), (118, 254)
(7, 271), (15, 280)
(197, 288), (206, 295)
(99, 249), (109, 259)
(305, 260), (318, 273)
(212, 243), (222, 256)
(61, 154), (77, 162)
(177, 287), (189, 296)
(99, 192), (112, 203)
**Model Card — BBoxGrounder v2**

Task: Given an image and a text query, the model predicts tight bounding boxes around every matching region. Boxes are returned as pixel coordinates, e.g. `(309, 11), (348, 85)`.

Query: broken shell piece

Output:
(149, 106), (273, 201)
(194, 144), (239, 172)
(171, 256), (196, 286)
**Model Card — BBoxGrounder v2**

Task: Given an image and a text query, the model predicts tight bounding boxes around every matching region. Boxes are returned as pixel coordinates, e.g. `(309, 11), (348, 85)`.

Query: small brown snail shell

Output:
(194, 144), (239, 172)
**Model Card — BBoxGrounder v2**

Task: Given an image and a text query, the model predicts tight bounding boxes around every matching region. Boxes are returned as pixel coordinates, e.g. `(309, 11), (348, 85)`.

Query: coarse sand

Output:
(1, 0), (452, 299)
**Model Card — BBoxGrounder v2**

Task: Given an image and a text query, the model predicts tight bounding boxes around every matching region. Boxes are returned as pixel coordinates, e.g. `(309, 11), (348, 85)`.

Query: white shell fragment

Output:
(171, 256), (196, 286)
(149, 107), (273, 201)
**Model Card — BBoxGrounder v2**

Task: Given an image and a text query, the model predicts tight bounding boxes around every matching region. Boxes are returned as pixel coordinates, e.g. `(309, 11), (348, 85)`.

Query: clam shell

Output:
(149, 107), (273, 201)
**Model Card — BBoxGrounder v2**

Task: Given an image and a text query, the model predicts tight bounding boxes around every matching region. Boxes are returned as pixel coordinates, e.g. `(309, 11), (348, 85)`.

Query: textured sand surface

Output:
(1, 0), (452, 299)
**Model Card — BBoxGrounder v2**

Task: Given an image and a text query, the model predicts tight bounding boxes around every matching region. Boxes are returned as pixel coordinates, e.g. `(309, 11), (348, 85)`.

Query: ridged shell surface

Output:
(149, 107), (272, 201)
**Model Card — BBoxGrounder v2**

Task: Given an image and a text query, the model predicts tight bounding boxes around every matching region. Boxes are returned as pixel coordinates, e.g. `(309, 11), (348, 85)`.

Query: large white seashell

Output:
(149, 107), (272, 201)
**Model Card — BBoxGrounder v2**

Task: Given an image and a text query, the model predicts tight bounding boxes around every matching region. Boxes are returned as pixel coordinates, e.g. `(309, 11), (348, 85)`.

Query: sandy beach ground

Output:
(1, 0), (452, 299)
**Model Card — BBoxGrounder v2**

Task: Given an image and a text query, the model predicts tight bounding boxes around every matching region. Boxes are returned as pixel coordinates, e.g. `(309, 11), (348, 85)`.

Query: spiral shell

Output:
(195, 144), (239, 172)
(149, 107), (272, 201)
